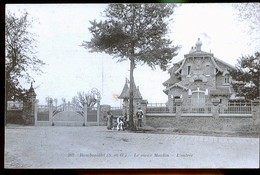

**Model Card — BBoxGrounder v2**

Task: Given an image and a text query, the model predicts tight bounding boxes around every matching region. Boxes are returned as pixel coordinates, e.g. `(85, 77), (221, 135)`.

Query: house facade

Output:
(163, 38), (240, 111)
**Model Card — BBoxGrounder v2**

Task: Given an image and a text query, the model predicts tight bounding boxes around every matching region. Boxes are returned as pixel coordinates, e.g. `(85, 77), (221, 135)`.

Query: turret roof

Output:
(118, 79), (129, 99)
(118, 78), (141, 99)
(27, 82), (36, 97)
(134, 87), (142, 99)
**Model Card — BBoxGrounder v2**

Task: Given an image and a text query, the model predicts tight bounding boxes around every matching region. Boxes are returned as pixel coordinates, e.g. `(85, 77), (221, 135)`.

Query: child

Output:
(116, 116), (124, 131)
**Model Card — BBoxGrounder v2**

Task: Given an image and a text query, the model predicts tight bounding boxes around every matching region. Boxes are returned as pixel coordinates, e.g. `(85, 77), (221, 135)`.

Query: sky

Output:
(6, 3), (259, 106)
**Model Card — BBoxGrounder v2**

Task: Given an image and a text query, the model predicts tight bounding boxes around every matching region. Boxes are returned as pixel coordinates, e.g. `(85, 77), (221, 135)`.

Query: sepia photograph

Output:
(4, 3), (259, 169)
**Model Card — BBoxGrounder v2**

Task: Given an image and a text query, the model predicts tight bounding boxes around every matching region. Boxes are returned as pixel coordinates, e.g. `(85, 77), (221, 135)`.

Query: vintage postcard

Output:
(5, 3), (259, 169)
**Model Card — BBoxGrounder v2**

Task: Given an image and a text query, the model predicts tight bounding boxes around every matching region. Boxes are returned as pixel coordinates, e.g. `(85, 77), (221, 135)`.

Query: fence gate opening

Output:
(52, 103), (84, 126)
(34, 102), (100, 126)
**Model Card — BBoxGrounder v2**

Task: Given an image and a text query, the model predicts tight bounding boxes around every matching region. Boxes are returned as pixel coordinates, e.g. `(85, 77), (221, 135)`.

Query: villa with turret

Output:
(163, 38), (243, 111)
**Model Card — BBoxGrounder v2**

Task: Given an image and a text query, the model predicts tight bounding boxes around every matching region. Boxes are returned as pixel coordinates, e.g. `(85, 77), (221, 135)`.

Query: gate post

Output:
(175, 99), (183, 119)
(97, 100), (101, 125)
(141, 100), (148, 125)
(49, 100), (53, 125)
(34, 100), (38, 126)
(83, 103), (87, 126)
(212, 99), (220, 119)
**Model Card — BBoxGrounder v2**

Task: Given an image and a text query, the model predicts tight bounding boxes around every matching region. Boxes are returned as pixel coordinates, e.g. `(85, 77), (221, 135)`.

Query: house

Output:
(163, 38), (241, 110)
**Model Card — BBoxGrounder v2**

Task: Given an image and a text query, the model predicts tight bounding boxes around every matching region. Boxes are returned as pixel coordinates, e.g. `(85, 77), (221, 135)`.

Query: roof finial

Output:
(196, 38), (202, 51)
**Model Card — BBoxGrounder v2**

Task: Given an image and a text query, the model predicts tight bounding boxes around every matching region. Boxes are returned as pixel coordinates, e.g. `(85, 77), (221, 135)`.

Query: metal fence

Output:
(111, 107), (123, 110)
(38, 105), (49, 112)
(147, 103), (167, 107)
(222, 105), (252, 114)
(147, 107), (172, 113)
(147, 103), (173, 113)
(181, 105), (212, 114)
(146, 102), (253, 114)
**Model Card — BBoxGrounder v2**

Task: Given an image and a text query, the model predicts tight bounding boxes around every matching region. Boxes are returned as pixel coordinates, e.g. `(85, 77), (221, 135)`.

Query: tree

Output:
(5, 10), (46, 101)
(230, 52), (260, 100)
(62, 98), (66, 104)
(233, 3), (260, 47)
(71, 91), (97, 108)
(81, 4), (179, 129)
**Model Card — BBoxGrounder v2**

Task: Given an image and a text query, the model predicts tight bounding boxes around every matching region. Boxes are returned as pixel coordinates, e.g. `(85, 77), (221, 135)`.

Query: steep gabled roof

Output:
(134, 87), (142, 99)
(118, 78), (141, 99)
(162, 75), (180, 86)
(118, 80), (129, 99)
(214, 57), (236, 70)
(167, 64), (180, 74)
(163, 82), (188, 94)
(210, 55), (223, 73)
(174, 58), (186, 75)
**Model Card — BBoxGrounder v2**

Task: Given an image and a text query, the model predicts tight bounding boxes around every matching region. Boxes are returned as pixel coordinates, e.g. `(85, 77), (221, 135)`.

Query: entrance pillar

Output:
(212, 99), (220, 119)
(34, 100), (38, 125)
(175, 99), (183, 119)
(97, 100), (100, 125)
(83, 103), (87, 126)
(49, 100), (53, 125)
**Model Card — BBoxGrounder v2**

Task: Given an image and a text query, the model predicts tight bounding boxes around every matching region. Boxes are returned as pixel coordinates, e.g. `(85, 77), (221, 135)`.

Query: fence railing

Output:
(147, 103), (167, 107)
(181, 105), (212, 114)
(147, 107), (173, 113)
(38, 105), (49, 112)
(111, 107), (123, 110)
(222, 105), (252, 114)
(146, 102), (253, 114)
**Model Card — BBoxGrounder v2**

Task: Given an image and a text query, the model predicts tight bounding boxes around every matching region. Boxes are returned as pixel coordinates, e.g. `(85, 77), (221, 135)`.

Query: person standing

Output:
(106, 111), (113, 130)
(117, 116), (124, 131)
(136, 107), (143, 127)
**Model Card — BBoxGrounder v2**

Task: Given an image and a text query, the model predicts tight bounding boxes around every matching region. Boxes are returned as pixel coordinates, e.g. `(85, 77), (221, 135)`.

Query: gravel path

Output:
(4, 125), (259, 168)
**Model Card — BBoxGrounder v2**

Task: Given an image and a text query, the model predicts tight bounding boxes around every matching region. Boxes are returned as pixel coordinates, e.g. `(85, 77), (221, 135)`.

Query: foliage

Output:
(230, 52), (260, 100)
(62, 98), (66, 104)
(82, 4), (179, 70)
(5, 10), (46, 101)
(71, 91), (97, 108)
(81, 4), (179, 128)
(233, 3), (260, 46)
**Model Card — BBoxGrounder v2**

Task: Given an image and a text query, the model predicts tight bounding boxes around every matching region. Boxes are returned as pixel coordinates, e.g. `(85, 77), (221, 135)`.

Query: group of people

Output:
(106, 107), (144, 131)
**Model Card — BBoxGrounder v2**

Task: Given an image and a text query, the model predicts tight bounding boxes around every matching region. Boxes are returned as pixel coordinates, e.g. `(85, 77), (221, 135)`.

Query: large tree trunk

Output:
(128, 4), (136, 130)
(129, 54), (134, 129)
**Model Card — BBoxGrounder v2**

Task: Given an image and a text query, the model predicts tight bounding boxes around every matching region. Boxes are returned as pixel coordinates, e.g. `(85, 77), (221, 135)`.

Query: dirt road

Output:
(4, 125), (259, 168)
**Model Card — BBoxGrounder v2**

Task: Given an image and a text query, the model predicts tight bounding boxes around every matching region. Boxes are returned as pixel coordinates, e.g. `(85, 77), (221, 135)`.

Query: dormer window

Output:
(224, 74), (230, 85)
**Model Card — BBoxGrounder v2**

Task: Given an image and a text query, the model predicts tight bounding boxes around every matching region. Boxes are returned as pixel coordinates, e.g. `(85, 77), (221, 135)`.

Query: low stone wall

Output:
(146, 114), (259, 135)
(6, 110), (24, 124)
